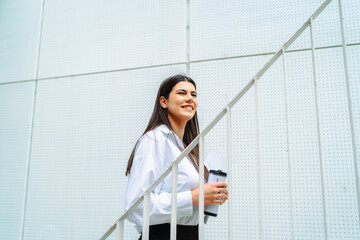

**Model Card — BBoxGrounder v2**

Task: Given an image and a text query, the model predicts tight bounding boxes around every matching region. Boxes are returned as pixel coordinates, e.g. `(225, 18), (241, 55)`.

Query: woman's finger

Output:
(212, 199), (222, 204)
(220, 193), (227, 201)
(211, 181), (228, 188)
(213, 193), (223, 199)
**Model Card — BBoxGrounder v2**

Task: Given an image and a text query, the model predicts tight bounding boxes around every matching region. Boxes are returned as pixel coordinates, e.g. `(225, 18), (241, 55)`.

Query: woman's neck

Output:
(168, 116), (186, 141)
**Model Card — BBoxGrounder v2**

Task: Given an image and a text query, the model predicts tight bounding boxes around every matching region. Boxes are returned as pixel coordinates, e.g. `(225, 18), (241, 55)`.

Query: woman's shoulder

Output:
(133, 124), (172, 159)
(139, 124), (172, 145)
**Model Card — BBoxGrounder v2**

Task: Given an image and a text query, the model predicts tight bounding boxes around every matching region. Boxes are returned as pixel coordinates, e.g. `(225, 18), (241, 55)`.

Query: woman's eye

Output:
(192, 94), (197, 97)
(178, 92), (185, 95)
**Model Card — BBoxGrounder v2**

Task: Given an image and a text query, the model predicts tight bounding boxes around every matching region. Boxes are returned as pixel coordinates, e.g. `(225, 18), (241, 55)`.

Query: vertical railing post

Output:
(142, 193), (150, 240)
(171, 164), (178, 240)
(199, 135), (205, 240)
(115, 220), (124, 240)
(338, 0), (360, 224)
(227, 107), (233, 240)
(254, 77), (263, 240)
(185, 0), (190, 75)
(282, 47), (294, 240)
(309, 17), (328, 239)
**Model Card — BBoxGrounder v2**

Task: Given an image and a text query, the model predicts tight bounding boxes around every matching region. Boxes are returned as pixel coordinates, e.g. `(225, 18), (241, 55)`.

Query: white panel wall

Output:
(37, 0), (185, 78)
(349, 46), (360, 177)
(316, 47), (359, 239)
(0, 0), (359, 239)
(0, 0), (42, 83)
(0, 82), (35, 239)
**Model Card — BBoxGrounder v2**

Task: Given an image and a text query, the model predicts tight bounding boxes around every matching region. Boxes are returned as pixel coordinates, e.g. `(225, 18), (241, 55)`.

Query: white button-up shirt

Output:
(124, 124), (203, 232)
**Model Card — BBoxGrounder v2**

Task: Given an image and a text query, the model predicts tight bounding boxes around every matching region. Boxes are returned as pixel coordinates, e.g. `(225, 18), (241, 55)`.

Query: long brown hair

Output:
(125, 74), (209, 180)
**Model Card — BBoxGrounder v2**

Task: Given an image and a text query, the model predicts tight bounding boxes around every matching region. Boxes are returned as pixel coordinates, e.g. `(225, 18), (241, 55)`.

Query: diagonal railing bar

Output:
(99, 0), (333, 239)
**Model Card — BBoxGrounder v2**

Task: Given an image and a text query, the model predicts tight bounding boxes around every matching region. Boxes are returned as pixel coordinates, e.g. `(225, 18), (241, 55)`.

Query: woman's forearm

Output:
(191, 188), (199, 206)
(191, 182), (228, 206)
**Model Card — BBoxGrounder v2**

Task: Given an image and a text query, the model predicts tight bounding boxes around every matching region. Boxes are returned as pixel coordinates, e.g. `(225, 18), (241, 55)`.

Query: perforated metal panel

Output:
(348, 45), (360, 176)
(0, 82), (35, 239)
(257, 59), (293, 239)
(37, 0), (185, 79)
(0, 0), (42, 83)
(285, 50), (325, 239)
(316, 47), (359, 239)
(190, 0), (359, 61)
(190, 0), (325, 61)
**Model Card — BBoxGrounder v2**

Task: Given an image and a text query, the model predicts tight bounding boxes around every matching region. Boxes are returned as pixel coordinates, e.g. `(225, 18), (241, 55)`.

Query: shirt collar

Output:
(157, 124), (185, 150)
(157, 124), (172, 134)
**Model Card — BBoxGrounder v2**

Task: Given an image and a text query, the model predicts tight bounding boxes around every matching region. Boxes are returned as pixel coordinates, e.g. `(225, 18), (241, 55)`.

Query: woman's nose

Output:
(185, 93), (193, 102)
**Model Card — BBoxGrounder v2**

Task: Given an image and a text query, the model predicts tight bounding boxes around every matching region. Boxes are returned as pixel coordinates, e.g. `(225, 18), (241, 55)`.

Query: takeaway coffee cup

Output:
(204, 170), (227, 217)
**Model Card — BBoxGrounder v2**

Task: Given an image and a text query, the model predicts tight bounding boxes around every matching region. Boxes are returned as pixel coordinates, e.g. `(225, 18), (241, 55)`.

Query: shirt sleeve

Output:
(124, 135), (193, 227)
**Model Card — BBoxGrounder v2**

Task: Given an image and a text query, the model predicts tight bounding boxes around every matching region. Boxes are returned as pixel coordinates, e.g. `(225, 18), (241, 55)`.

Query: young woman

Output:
(124, 75), (228, 239)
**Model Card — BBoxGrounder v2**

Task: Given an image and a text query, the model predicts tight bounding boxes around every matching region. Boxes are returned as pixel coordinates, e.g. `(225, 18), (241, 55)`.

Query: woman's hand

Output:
(191, 182), (228, 206)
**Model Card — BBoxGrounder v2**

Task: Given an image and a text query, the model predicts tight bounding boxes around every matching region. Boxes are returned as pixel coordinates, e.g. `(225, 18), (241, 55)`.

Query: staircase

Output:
(99, 0), (359, 239)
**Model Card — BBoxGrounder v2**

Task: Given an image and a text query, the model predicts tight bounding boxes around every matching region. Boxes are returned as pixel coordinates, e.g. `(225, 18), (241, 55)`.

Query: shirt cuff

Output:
(177, 191), (193, 217)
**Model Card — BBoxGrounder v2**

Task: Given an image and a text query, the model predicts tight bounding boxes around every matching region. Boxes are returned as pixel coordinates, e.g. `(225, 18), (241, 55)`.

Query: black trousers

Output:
(138, 223), (199, 240)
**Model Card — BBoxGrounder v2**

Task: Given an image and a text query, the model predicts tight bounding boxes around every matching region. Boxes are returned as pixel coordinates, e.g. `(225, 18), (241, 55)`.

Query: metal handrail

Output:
(99, 0), (340, 239)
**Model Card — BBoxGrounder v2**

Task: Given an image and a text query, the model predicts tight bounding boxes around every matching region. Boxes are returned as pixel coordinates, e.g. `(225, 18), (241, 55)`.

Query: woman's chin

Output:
(184, 114), (196, 122)
(169, 112), (195, 124)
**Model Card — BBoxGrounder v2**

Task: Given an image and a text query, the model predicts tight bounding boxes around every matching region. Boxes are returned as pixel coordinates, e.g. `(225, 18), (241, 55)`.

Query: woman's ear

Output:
(159, 96), (167, 109)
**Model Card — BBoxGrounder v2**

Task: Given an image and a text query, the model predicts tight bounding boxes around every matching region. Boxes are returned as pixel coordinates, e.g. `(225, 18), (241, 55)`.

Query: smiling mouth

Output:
(181, 106), (194, 110)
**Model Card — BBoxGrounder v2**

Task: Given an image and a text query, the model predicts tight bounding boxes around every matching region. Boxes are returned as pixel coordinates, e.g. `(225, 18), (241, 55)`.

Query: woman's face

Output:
(160, 81), (198, 125)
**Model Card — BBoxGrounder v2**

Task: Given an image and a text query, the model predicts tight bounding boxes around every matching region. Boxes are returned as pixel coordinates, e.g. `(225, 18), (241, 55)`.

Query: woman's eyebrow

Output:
(175, 89), (197, 94)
